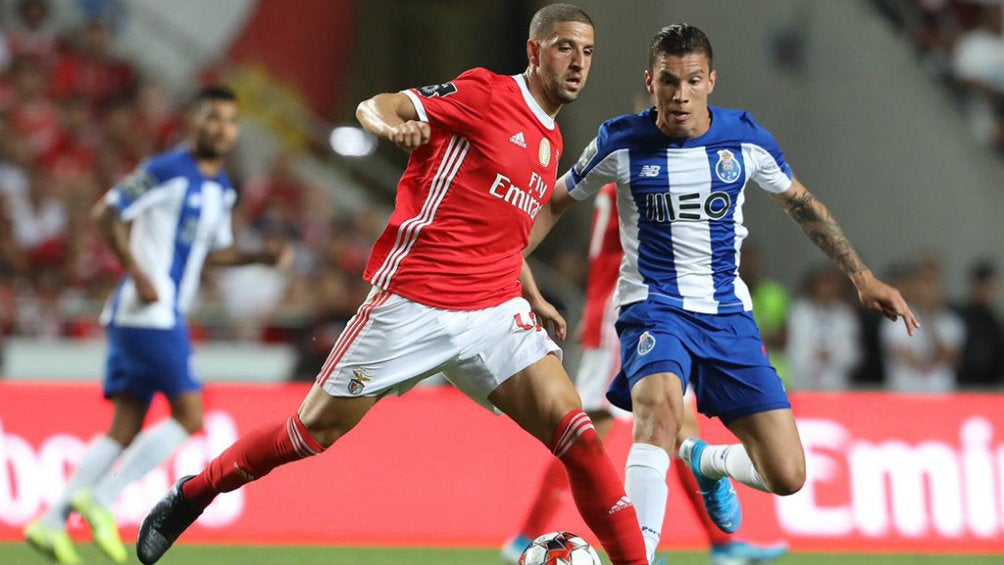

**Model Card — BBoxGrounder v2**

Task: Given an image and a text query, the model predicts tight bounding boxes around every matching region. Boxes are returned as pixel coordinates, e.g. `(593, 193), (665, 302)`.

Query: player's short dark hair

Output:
(529, 3), (592, 40)
(194, 84), (237, 105)
(649, 23), (713, 69)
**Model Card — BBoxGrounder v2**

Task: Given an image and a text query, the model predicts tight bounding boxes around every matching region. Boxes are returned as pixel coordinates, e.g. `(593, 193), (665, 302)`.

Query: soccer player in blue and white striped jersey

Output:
(25, 85), (290, 565)
(527, 24), (919, 564)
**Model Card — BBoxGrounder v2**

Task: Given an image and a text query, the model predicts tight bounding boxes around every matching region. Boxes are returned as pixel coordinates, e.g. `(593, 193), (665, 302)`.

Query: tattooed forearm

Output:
(780, 191), (867, 276)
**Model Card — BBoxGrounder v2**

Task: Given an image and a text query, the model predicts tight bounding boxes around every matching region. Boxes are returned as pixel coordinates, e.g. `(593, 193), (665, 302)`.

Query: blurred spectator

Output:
(5, 0), (61, 68)
(6, 167), (68, 339)
(43, 95), (99, 182)
(8, 168), (68, 280)
(0, 117), (30, 273)
(213, 153), (338, 340)
(242, 151), (331, 248)
(288, 267), (369, 382)
(213, 227), (293, 341)
(101, 96), (149, 164)
(876, 0), (1004, 151)
(952, 0), (1004, 147)
(286, 211), (379, 381)
(852, 312), (887, 387)
(739, 242), (790, 384)
(50, 19), (135, 108)
(953, 260), (1004, 388)
(787, 267), (861, 391)
(880, 257), (965, 393)
(136, 80), (183, 151)
(6, 56), (62, 159)
(0, 1), (375, 346)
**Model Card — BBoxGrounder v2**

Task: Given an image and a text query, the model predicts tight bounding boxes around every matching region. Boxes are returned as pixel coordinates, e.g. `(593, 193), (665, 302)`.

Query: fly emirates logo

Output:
(488, 172), (549, 219)
(777, 416), (1004, 539)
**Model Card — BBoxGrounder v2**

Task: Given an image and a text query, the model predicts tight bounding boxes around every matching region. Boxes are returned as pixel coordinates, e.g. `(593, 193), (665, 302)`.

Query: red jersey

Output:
(580, 183), (623, 348)
(364, 68), (563, 310)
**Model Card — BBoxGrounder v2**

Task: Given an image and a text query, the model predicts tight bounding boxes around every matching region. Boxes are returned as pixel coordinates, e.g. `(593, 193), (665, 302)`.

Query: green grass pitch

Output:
(1, 543), (1001, 565)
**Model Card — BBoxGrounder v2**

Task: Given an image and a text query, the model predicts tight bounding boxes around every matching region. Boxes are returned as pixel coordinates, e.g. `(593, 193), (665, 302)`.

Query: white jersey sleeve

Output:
(739, 113), (793, 194)
(564, 121), (629, 201)
(104, 159), (177, 221)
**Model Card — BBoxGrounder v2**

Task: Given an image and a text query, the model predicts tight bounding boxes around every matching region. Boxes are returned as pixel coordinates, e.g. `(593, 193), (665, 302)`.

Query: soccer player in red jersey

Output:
(136, 5), (648, 565)
(503, 184), (789, 565)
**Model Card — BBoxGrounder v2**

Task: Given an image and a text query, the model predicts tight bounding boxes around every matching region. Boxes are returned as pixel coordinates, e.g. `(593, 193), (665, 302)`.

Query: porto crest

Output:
(715, 149), (742, 184)
(637, 331), (656, 356)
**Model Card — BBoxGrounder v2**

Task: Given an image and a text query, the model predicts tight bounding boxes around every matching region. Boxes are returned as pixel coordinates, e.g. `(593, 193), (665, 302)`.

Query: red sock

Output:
(674, 458), (730, 546)
(183, 414), (324, 507)
(551, 410), (647, 565)
(518, 456), (569, 537)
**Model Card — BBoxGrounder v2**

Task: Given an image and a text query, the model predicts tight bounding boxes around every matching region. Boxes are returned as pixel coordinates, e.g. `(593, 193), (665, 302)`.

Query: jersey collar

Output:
(512, 74), (556, 131)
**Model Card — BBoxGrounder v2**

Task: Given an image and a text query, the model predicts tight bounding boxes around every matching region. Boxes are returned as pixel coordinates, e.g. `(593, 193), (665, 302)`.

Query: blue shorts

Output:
(104, 324), (200, 403)
(606, 300), (790, 423)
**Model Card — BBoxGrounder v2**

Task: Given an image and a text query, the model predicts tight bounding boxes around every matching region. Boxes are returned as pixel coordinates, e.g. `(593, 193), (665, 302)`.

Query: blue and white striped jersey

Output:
(100, 149), (236, 329)
(565, 106), (793, 314)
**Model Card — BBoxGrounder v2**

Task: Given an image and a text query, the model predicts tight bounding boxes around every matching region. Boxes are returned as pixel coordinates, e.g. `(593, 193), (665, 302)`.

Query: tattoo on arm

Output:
(780, 191), (866, 275)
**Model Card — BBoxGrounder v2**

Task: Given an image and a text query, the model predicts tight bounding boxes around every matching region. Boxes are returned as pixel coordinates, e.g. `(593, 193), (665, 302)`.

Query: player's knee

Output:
(174, 414), (202, 435)
(299, 414), (351, 448)
(766, 461), (806, 496)
(630, 399), (679, 450)
(630, 384), (675, 414)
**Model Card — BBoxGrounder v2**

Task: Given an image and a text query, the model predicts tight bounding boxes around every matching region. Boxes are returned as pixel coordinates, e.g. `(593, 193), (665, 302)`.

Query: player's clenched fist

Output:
(389, 120), (431, 149)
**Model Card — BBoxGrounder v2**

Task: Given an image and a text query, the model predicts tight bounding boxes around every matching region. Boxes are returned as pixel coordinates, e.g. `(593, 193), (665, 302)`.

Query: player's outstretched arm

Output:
(356, 92), (430, 150)
(206, 243), (293, 268)
(772, 176), (920, 335)
(92, 197), (159, 304)
(525, 174), (579, 257)
(206, 217), (293, 268)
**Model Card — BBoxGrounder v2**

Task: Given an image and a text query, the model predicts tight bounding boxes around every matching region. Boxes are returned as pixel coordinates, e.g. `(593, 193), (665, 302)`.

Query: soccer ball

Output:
(519, 531), (601, 565)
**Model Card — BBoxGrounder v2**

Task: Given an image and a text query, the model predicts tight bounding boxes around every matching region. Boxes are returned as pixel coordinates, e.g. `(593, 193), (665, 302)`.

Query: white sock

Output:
(699, 444), (771, 492)
(41, 436), (123, 529)
(625, 443), (671, 564)
(93, 418), (190, 508)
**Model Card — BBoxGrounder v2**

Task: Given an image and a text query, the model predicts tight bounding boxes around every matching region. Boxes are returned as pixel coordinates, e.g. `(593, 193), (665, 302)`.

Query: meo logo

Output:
(645, 190), (732, 222)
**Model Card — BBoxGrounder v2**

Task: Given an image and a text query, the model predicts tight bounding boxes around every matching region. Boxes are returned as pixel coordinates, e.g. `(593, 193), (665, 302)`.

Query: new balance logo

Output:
(639, 164), (661, 177)
(509, 132), (527, 148)
(608, 495), (633, 514)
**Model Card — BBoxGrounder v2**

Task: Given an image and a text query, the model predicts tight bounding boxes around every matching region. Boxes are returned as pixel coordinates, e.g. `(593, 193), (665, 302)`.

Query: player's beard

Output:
(549, 75), (581, 106)
(194, 136), (229, 160)
(194, 144), (221, 160)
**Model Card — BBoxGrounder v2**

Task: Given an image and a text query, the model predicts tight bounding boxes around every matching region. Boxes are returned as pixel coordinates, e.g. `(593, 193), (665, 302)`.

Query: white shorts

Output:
(573, 343), (633, 418)
(574, 346), (620, 413)
(315, 288), (562, 410)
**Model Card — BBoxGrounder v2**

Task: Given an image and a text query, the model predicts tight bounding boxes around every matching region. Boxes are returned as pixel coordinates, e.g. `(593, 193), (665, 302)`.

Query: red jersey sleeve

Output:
(401, 67), (493, 138)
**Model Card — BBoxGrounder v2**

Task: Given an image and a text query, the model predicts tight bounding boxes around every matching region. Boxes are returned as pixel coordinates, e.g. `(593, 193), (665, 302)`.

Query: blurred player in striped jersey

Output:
(25, 85), (291, 565)
(527, 24), (918, 564)
(504, 184), (788, 565)
(137, 5), (649, 565)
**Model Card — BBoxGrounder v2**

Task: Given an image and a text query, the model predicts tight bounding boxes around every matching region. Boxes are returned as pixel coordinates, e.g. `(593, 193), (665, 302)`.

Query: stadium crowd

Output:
(0, 0), (381, 369)
(0, 0), (1001, 392)
(875, 0), (1004, 153)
